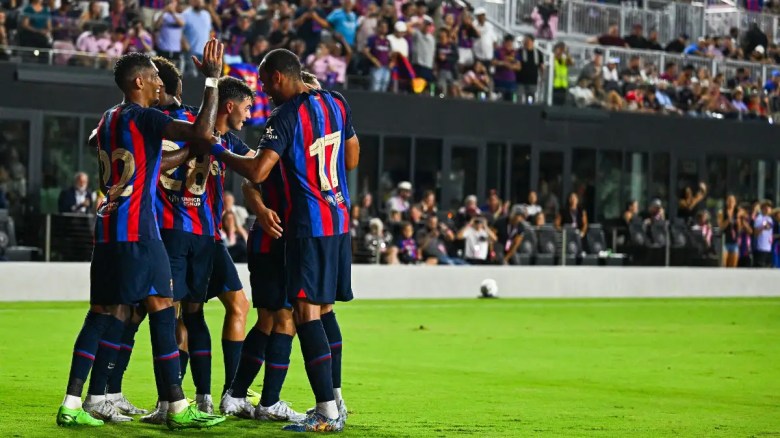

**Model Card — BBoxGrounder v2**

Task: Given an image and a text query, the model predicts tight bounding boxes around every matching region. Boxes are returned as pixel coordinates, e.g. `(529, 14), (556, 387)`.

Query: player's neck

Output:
(122, 93), (150, 108)
(215, 116), (229, 136)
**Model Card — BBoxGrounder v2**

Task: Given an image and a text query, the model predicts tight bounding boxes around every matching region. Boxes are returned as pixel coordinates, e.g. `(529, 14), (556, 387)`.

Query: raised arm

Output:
(162, 40), (224, 142)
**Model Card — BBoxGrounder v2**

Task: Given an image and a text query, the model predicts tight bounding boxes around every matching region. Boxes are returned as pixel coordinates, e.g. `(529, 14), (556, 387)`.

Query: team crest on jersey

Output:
(263, 126), (277, 141)
(97, 201), (119, 216)
(324, 193), (346, 206)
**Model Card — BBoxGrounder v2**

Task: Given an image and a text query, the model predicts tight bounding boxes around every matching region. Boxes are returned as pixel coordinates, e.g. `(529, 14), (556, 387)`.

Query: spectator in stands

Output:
(108, 0), (133, 31)
(386, 181), (412, 214)
(306, 40), (349, 89)
(154, 0), (184, 62)
(294, 0), (327, 55)
(19, 0), (52, 49)
(0, 10), (8, 61)
(326, 0), (357, 47)
(217, 0), (253, 31)
(492, 34), (520, 102)
(602, 57), (620, 93)
(388, 20), (409, 59)
(365, 20), (392, 92)
(494, 204), (526, 265)
(268, 15), (294, 50)
(589, 23), (627, 48)
(517, 35), (543, 104)
(646, 29), (663, 51)
(521, 190), (543, 225)
(458, 215), (496, 264)
(646, 198), (665, 224)
(78, 1), (103, 31)
(552, 42), (572, 106)
(569, 77), (596, 108)
(624, 23), (647, 49)
(395, 221), (420, 264)
(658, 62), (677, 83)
(684, 37), (708, 57)
(418, 189), (437, 219)
(223, 191), (249, 228)
(530, 0), (558, 40)
(482, 189), (504, 225)
(58, 171), (95, 214)
(578, 48), (603, 84)
(620, 55), (645, 94)
(743, 22), (768, 58)
(355, 2), (378, 52)
(126, 18), (154, 53)
(665, 33), (688, 53)
(731, 87), (749, 115)
(753, 200), (774, 267)
(411, 15), (436, 91)
(472, 8), (495, 65)
(456, 194), (482, 228)
(737, 207), (753, 267)
(359, 192), (377, 222)
(556, 192), (587, 237)
(223, 14), (252, 64)
(718, 194), (739, 267)
(461, 60), (492, 99)
(182, 0), (213, 76)
(435, 27), (460, 97)
(623, 200), (640, 227)
(51, 1), (77, 56)
(408, 204), (425, 233)
(677, 182), (707, 223)
(221, 210), (248, 263)
(455, 11), (477, 68)
(749, 45), (767, 63)
(364, 217), (396, 264)
(693, 210), (713, 251)
(417, 214), (464, 265)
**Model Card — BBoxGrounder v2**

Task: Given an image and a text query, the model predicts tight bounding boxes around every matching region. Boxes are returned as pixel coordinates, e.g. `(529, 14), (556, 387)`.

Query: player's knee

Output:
(257, 308), (274, 335)
(273, 309), (295, 335)
(225, 291), (250, 318)
(181, 307), (207, 330)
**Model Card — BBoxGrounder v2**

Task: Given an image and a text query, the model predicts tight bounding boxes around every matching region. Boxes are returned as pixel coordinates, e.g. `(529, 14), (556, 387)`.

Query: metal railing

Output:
(705, 6), (780, 43)
(0, 44), (187, 72)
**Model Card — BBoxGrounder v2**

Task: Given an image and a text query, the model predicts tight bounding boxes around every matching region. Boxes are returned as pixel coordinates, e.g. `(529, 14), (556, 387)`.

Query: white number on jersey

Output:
(308, 131), (342, 191)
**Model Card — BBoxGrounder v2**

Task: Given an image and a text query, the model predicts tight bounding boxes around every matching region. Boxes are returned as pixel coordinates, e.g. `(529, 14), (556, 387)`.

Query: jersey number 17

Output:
(308, 131), (342, 192)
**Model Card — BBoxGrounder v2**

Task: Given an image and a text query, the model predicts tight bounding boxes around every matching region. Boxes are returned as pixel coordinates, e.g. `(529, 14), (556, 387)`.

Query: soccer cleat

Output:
(281, 410), (343, 433)
(83, 399), (133, 422)
(140, 402), (168, 425)
(220, 393), (254, 418)
(56, 406), (104, 427)
(166, 405), (226, 430)
(246, 388), (261, 407)
(195, 394), (214, 414)
(108, 394), (149, 415)
(306, 399), (348, 423)
(256, 400), (306, 422)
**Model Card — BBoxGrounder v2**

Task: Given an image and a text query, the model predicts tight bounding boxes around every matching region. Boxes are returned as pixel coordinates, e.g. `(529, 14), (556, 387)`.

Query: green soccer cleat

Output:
(246, 388), (261, 407)
(56, 406), (105, 427)
(166, 405), (226, 430)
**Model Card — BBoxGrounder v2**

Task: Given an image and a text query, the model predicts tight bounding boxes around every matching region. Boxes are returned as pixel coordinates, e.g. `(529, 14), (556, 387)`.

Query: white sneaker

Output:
(219, 393), (254, 419)
(255, 400), (306, 422)
(195, 394), (214, 414)
(139, 401), (167, 424)
(107, 393), (149, 415)
(83, 399), (133, 422)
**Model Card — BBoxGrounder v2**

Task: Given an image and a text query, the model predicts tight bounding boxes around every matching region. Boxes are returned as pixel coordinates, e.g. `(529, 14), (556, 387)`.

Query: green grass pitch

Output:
(0, 298), (778, 437)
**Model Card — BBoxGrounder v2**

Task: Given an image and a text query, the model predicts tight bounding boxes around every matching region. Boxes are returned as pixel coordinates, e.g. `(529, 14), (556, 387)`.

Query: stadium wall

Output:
(0, 263), (778, 301)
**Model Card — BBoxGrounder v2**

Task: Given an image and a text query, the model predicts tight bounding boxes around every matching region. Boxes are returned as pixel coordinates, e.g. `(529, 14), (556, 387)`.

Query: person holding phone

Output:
(752, 200), (774, 267)
(457, 215), (497, 265)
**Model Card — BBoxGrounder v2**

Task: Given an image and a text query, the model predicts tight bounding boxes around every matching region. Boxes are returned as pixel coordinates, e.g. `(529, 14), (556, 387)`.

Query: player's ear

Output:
(134, 75), (143, 91)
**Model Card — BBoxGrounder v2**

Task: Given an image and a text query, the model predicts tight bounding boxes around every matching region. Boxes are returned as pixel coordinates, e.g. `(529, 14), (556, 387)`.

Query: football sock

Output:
(321, 311), (343, 391)
(149, 307), (185, 403)
(106, 321), (140, 394)
(86, 315), (125, 396)
(178, 349), (189, 384)
(297, 319), (336, 416)
(221, 339), (243, 395)
(260, 332), (293, 407)
(65, 312), (114, 398)
(316, 400), (339, 419)
(153, 361), (167, 402)
(182, 309), (211, 396)
(230, 326), (268, 398)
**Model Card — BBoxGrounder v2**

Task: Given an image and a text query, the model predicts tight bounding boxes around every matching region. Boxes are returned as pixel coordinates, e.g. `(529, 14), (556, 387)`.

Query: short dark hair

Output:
(503, 34), (514, 43)
(218, 76), (255, 105)
(113, 52), (153, 90)
(152, 56), (182, 96)
(260, 49), (302, 79)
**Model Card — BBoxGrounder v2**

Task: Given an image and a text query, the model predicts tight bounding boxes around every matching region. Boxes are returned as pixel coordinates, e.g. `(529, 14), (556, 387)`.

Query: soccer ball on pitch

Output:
(479, 279), (499, 298)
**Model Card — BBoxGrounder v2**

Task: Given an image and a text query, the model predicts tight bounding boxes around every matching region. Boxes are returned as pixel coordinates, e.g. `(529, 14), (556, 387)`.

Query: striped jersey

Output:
(154, 104), (216, 236)
(247, 162), (290, 254)
(94, 103), (173, 242)
(210, 131), (252, 241)
(258, 89), (355, 239)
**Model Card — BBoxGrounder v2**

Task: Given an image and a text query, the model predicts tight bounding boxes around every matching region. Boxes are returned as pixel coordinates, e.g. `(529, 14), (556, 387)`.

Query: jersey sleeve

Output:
(257, 109), (294, 156)
(330, 91), (356, 139)
(230, 136), (252, 156)
(136, 107), (174, 141)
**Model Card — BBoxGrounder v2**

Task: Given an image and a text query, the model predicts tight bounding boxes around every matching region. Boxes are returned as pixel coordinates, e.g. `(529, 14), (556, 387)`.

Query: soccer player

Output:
(56, 41), (226, 430)
(212, 49), (360, 432)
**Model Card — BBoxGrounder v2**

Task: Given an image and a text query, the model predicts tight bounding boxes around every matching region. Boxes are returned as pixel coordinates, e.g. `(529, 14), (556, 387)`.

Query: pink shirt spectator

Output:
(306, 54), (346, 85)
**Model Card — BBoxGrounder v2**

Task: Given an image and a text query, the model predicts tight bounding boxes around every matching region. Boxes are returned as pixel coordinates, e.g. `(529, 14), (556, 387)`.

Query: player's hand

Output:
(258, 207), (283, 239)
(194, 39), (224, 79)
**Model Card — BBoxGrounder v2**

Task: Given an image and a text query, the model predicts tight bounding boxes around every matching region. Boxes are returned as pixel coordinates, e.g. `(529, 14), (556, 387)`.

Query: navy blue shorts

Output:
(286, 234), (353, 305)
(248, 239), (289, 311)
(160, 229), (215, 302)
(207, 241), (244, 300)
(90, 240), (173, 305)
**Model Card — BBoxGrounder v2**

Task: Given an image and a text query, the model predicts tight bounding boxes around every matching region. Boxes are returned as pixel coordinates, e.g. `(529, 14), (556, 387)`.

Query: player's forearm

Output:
(345, 136), (360, 171)
(241, 179), (267, 217)
(192, 86), (219, 140)
(216, 151), (267, 183)
(160, 147), (191, 172)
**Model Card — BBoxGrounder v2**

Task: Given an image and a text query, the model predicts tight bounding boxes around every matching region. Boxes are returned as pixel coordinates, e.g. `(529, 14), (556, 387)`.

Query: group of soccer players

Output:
(55, 39), (359, 433)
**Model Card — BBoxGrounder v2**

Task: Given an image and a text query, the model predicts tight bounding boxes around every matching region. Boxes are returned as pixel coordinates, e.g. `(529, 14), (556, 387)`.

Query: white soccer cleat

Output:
(195, 394), (214, 414)
(219, 393), (254, 419)
(139, 401), (168, 425)
(255, 400), (306, 422)
(107, 393), (149, 415)
(83, 399), (133, 422)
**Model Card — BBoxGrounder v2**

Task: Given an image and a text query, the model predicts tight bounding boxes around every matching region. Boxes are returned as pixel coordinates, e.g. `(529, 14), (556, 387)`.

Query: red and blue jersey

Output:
(247, 162), (291, 254)
(210, 131), (252, 240)
(258, 89), (355, 239)
(154, 104), (217, 236)
(94, 103), (173, 242)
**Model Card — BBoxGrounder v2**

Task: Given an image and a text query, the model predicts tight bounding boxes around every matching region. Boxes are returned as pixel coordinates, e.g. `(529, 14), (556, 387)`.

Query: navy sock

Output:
(66, 312), (113, 397)
(321, 312), (343, 389)
(153, 361), (168, 402)
(260, 332), (293, 407)
(179, 350), (189, 385)
(230, 327), (268, 398)
(87, 316), (125, 396)
(297, 320), (335, 403)
(222, 339), (243, 395)
(106, 321), (139, 394)
(149, 307), (184, 403)
(182, 310), (211, 395)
